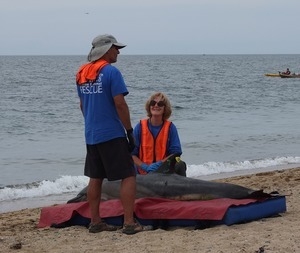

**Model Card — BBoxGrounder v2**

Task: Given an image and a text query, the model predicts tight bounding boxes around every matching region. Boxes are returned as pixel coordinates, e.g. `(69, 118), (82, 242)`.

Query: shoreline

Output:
(1, 163), (300, 214)
(1, 167), (300, 252)
(199, 162), (300, 180)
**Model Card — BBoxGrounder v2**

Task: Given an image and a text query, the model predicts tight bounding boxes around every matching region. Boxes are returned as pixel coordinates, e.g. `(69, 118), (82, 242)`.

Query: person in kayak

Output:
(283, 68), (291, 75)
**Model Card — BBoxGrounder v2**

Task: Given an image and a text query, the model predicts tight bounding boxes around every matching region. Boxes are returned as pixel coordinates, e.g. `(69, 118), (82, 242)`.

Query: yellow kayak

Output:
(265, 73), (280, 77)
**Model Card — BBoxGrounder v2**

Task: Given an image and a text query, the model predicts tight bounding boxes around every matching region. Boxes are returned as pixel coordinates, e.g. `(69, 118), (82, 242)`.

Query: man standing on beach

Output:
(76, 34), (144, 235)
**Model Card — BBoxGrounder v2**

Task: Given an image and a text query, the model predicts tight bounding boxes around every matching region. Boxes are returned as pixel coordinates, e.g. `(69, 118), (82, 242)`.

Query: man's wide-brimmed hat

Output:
(87, 34), (126, 62)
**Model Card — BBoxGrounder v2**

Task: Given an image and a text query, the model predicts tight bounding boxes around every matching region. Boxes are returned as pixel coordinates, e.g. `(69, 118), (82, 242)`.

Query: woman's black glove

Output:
(126, 128), (136, 152)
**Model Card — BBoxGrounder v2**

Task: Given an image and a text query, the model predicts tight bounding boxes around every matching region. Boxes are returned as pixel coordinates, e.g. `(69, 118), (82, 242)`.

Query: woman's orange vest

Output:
(137, 119), (172, 174)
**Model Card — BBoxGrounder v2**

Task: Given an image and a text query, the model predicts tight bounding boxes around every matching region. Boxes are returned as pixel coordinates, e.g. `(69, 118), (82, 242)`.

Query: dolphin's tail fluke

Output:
(248, 189), (273, 199)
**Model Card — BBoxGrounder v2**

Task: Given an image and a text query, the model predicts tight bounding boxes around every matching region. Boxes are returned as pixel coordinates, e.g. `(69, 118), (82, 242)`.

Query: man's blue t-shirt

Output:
(77, 64), (128, 144)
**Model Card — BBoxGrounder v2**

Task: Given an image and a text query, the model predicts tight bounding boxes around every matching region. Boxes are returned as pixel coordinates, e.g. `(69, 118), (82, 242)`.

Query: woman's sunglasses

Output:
(149, 100), (165, 107)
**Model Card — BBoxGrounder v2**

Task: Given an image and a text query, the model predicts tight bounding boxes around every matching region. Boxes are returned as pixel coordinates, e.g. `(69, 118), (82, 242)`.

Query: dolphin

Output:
(67, 172), (270, 203)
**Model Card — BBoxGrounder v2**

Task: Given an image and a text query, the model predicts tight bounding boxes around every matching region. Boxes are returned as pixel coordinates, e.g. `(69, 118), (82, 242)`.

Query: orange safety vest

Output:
(137, 119), (172, 174)
(76, 59), (108, 85)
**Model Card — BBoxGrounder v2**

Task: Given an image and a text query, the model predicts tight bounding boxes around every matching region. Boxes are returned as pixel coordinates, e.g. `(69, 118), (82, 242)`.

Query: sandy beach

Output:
(1, 167), (299, 253)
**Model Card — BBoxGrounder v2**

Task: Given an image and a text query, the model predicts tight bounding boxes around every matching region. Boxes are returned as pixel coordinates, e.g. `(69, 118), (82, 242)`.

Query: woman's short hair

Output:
(145, 92), (172, 120)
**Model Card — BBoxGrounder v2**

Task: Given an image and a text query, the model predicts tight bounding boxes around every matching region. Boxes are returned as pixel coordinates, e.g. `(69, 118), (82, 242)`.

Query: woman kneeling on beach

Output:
(131, 92), (187, 176)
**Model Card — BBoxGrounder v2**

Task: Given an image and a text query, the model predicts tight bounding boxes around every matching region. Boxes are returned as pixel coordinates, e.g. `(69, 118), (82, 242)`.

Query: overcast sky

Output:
(1, 0), (299, 55)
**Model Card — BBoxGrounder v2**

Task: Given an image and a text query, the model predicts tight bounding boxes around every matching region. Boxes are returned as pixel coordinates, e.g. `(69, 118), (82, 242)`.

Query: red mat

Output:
(38, 197), (260, 228)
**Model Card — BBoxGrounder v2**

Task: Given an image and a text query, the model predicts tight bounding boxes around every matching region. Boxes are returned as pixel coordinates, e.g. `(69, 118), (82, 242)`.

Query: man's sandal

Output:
(122, 221), (153, 235)
(88, 222), (119, 233)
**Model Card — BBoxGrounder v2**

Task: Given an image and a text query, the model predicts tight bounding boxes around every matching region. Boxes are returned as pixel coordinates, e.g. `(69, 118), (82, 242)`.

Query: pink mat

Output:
(38, 197), (260, 228)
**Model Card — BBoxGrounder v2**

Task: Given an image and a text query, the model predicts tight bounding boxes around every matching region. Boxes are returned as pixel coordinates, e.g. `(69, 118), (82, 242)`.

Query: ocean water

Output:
(1, 54), (300, 213)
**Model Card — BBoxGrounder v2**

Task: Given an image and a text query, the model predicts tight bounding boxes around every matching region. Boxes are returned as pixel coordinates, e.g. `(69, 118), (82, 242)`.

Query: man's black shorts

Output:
(84, 137), (135, 180)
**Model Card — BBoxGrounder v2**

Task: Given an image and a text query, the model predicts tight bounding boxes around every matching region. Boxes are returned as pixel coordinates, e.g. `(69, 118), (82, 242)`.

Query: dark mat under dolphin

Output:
(38, 196), (286, 229)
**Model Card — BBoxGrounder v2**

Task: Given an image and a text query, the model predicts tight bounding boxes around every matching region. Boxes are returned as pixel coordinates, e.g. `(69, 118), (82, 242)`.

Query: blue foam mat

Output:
(59, 196), (286, 229)
(223, 196), (286, 225)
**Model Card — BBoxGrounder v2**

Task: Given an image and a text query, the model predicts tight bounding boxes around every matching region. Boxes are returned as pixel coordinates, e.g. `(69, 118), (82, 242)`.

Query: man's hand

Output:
(126, 128), (135, 152)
